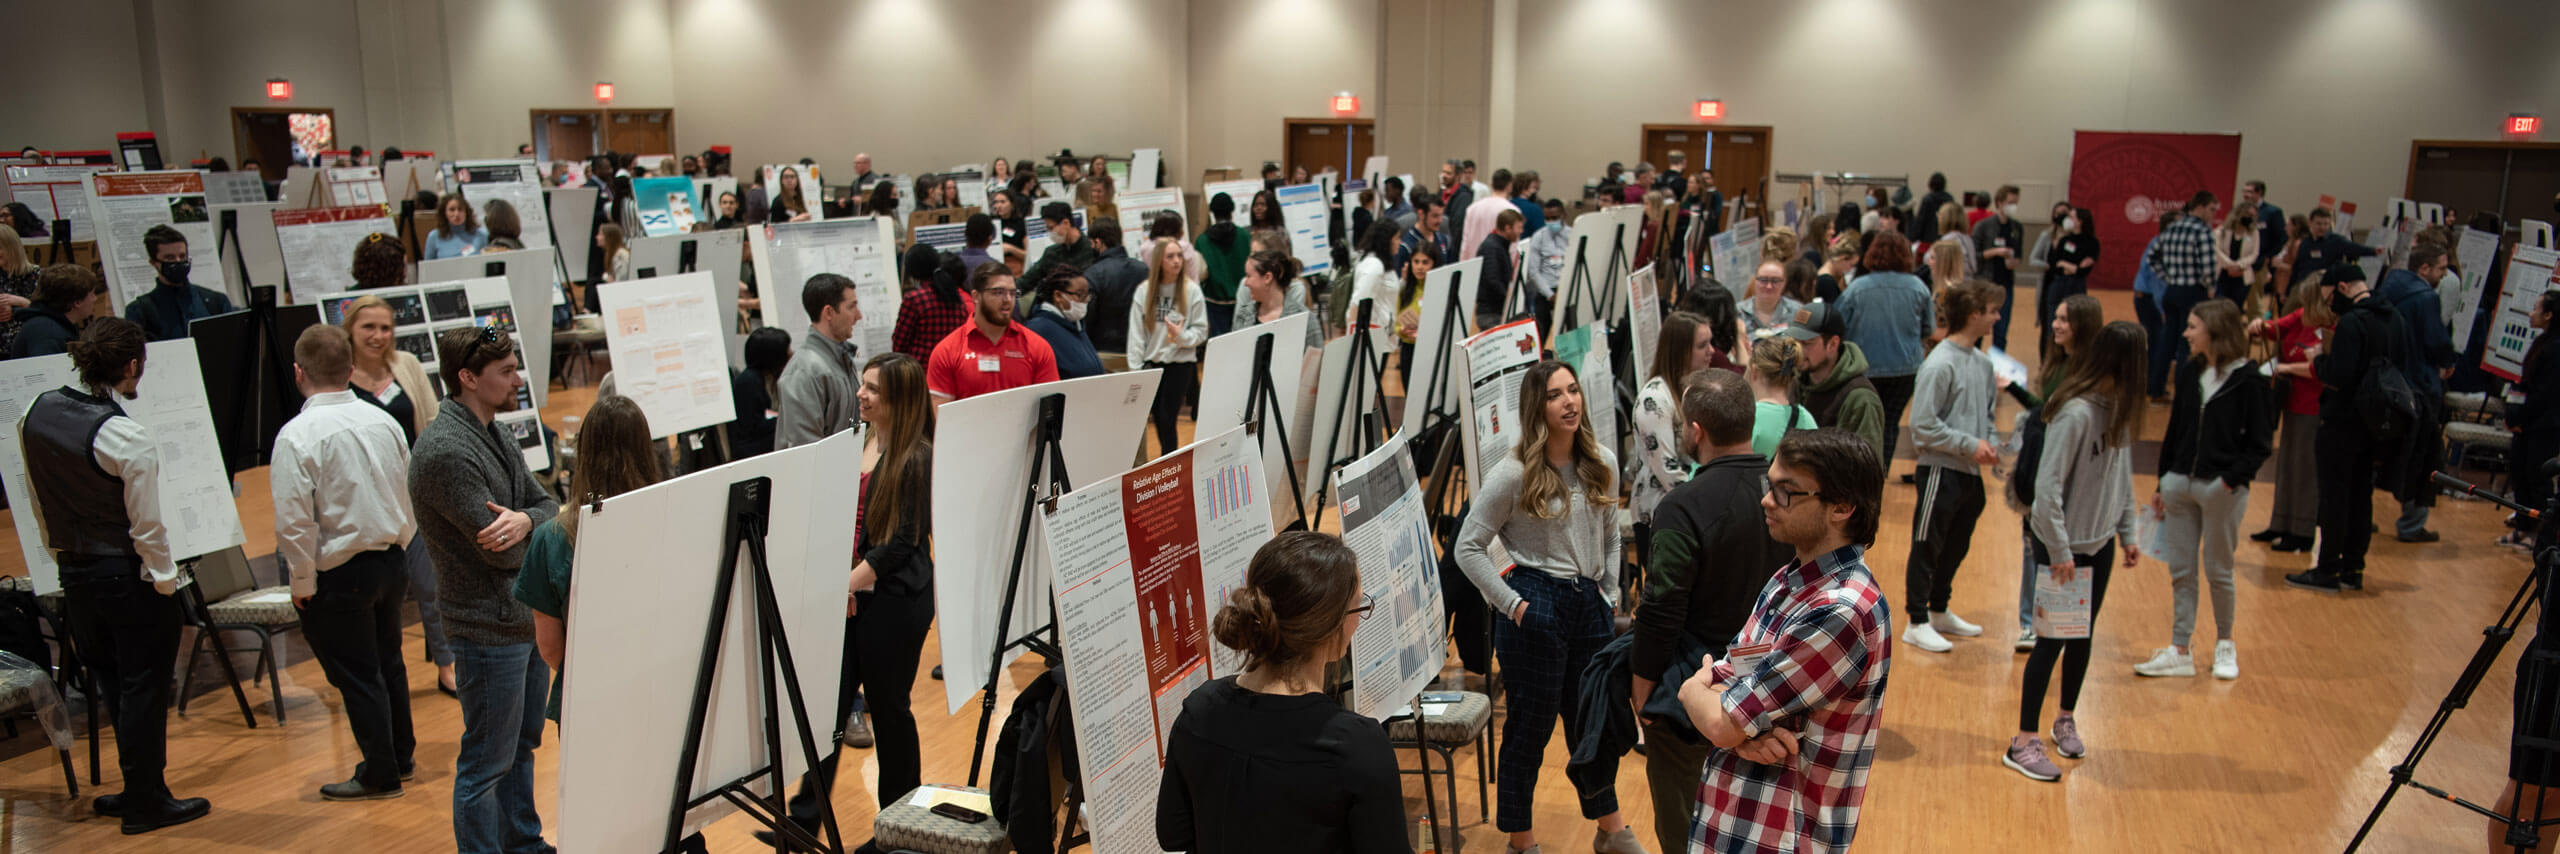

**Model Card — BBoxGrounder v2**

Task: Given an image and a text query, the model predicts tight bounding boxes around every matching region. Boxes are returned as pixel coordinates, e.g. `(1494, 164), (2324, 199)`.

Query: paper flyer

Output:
(88, 170), (230, 310)
(632, 175), (703, 237)
(1332, 432), (1448, 719)
(595, 271), (735, 437)
(1276, 182), (1332, 276)
(1043, 426), (1271, 854)
(453, 160), (555, 249)
(273, 205), (398, 305)
(2033, 566), (2093, 640)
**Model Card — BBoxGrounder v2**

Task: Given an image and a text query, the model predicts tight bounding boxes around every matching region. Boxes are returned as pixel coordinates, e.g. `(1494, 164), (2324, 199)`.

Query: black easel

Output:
(966, 393), (1073, 786)
(1239, 331), (1311, 529)
(217, 209), (253, 289)
(47, 219), (71, 266)
(1555, 222), (1629, 340)
(2347, 471), (2556, 853)
(394, 199), (418, 260)
(661, 477), (846, 854)
(1306, 300), (1393, 527)
(205, 285), (303, 473)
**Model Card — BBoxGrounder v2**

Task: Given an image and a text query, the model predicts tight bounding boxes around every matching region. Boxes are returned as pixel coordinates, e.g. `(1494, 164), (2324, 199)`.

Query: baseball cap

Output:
(2321, 262), (2367, 286)
(1784, 301), (1847, 341)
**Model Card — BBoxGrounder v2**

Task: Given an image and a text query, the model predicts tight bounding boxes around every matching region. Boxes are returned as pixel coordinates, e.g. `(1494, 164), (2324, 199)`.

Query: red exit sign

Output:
(2508, 114), (2541, 136)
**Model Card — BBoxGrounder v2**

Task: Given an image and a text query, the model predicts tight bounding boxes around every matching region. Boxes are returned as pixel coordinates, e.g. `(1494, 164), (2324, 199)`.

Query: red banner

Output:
(273, 204), (390, 226)
(93, 171), (205, 197)
(2066, 130), (2242, 290)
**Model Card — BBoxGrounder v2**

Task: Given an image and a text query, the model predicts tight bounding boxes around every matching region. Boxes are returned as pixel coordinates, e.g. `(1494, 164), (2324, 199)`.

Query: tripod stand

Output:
(2346, 471), (2558, 852)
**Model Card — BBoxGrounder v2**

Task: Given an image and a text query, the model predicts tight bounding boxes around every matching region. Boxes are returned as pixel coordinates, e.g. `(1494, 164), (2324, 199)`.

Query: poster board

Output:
(1396, 257), (1479, 437)
(406, 253), (561, 410)
(1276, 182), (1332, 276)
(2065, 130), (2243, 291)
(595, 271), (736, 437)
(934, 370), (1163, 714)
(949, 171), (988, 211)
(1712, 217), (1764, 299)
(1040, 424), (1267, 854)
(212, 201), (288, 299)
(1548, 324), (1618, 457)
(452, 160), (553, 251)
(754, 217), (899, 361)
(2451, 227), (2502, 350)
(273, 205), (398, 305)
(628, 229), (749, 368)
(1128, 148), (1161, 192)
(555, 429), (860, 854)
(5, 164), (111, 240)
(547, 186), (598, 278)
(1115, 188), (1183, 252)
(1201, 178), (1261, 218)
(203, 171), (268, 206)
(907, 205), (976, 239)
(631, 176), (702, 237)
(1332, 431), (1446, 719)
(87, 170), (229, 312)
(379, 158), (442, 203)
(1195, 314), (1312, 532)
(912, 222), (969, 253)
(0, 341), (248, 594)
(693, 176), (738, 222)
(1626, 264), (1662, 386)
(1457, 318), (1543, 484)
(324, 166), (390, 208)
(2484, 244), (2560, 381)
(1552, 205), (1645, 335)
(761, 165), (824, 223)
(278, 166), (322, 211)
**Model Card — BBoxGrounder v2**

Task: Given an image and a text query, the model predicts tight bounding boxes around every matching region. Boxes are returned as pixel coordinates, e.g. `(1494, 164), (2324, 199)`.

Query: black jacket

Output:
(1083, 246), (1146, 353)
(2512, 332), (2560, 433)
(2314, 292), (2400, 421)
(1637, 454), (1789, 675)
(2157, 359), (2277, 489)
(6, 304), (77, 359)
(1474, 233), (1515, 321)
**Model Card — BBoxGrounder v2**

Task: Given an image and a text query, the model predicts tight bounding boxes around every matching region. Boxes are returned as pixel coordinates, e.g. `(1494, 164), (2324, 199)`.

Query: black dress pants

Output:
(300, 547), (418, 788)
(63, 565), (184, 801)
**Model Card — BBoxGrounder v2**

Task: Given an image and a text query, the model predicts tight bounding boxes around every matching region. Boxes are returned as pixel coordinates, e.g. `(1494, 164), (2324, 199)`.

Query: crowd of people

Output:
(10, 139), (2556, 854)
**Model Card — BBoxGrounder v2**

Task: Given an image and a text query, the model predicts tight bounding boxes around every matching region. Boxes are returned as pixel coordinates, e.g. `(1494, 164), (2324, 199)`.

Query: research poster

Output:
(2451, 227), (2502, 351)
(632, 175), (702, 237)
(1276, 182), (1332, 276)
(316, 276), (538, 416)
(1043, 426), (1270, 854)
(1195, 314), (1312, 532)
(1115, 188), (1184, 252)
(5, 164), (110, 239)
(912, 222), (969, 253)
(596, 271), (736, 438)
(1459, 317), (1544, 484)
(761, 165), (825, 223)
(1712, 217), (1764, 299)
(692, 176), (738, 220)
(203, 171), (268, 206)
(1332, 431), (1448, 719)
(758, 217), (899, 366)
(1549, 323), (1619, 456)
(950, 170), (987, 211)
(1396, 257), (1480, 441)
(88, 170), (229, 311)
(1201, 178), (1261, 218)
(325, 166), (389, 207)
(1129, 148), (1161, 191)
(0, 341), (247, 594)
(1627, 264), (1662, 386)
(453, 160), (555, 249)
(273, 205), (398, 304)
(2484, 244), (2560, 381)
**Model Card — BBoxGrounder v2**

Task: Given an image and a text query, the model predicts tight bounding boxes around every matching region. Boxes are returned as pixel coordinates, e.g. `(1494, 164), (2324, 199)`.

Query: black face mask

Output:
(2331, 287), (2359, 314)
(156, 260), (191, 285)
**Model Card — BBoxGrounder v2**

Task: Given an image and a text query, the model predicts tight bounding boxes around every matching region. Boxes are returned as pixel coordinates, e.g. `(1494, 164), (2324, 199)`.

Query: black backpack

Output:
(2007, 406), (2048, 509)
(2352, 310), (2419, 443)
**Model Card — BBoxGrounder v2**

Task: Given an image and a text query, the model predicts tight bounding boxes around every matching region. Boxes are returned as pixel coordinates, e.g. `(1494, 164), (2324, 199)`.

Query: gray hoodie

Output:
(1908, 339), (1997, 474)
(2027, 397), (2137, 560)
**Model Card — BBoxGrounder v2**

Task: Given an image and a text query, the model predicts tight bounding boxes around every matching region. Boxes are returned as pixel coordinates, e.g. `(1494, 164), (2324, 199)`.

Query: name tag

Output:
(977, 357), (1001, 373)
(1730, 641), (1773, 675)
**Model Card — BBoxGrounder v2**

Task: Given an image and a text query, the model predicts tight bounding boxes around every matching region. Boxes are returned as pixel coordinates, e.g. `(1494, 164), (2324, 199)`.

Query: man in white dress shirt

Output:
(17, 318), (210, 833)
(273, 324), (420, 801)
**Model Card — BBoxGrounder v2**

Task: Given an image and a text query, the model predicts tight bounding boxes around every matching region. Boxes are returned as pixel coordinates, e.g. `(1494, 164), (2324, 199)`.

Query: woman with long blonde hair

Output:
(1129, 237), (1209, 455)
(340, 292), (457, 694)
(1455, 360), (1642, 854)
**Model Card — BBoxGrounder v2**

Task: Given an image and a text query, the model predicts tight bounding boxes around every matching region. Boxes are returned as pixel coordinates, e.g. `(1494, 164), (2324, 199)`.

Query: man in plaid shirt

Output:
(2143, 192), (2219, 397)
(1678, 428), (1892, 854)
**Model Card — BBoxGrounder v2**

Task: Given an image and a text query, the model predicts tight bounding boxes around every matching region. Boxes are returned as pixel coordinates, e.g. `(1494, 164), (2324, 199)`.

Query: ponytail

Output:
(1247, 248), (1298, 285)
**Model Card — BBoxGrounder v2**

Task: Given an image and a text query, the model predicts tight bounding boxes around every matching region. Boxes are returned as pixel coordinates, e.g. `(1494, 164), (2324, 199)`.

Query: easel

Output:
(661, 477), (846, 854)
(215, 285), (302, 473)
(217, 209), (253, 291)
(1555, 221), (1630, 343)
(1239, 330), (1312, 530)
(1408, 267), (1474, 556)
(966, 393), (1072, 786)
(1307, 300), (1394, 528)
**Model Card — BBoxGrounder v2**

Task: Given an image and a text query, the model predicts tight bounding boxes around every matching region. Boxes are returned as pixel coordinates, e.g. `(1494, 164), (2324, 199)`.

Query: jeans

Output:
(63, 569), (183, 801)
(786, 589), (935, 828)
(300, 548), (417, 788)
(2147, 288), (2202, 398)
(2158, 473), (2243, 649)
(451, 639), (553, 854)
(2135, 294), (2164, 395)
(1491, 571), (1617, 833)
(2021, 541), (2115, 732)
(1989, 277), (2015, 353)
(405, 532), (453, 667)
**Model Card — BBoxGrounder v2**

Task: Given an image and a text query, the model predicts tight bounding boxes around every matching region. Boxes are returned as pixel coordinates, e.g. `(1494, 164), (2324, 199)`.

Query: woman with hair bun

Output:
(1158, 531), (1410, 853)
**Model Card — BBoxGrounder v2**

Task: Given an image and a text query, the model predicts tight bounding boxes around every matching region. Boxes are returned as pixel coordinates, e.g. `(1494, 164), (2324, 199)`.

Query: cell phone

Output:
(929, 802), (989, 824)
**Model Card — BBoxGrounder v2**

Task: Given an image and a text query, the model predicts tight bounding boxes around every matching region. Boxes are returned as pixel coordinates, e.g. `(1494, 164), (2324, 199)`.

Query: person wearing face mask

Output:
(121, 225), (234, 342)
(1023, 202), (1097, 309)
(2286, 264), (2397, 594)
(2038, 205), (2099, 350)
(1971, 185), (2027, 352)
(1023, 265), (1103, 379)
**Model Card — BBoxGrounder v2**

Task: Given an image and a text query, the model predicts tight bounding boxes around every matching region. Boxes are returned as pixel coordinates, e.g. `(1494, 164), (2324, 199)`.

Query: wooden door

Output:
(606, 109), (675, 159)
(1710, 126), (1775, 221)
(1639, 126), (1708, 177)
(1283, 119), (1375, 182)
(533, 110), (600, 163)
(232, 107), (330, 182)
(2407, 141), (2560, 235)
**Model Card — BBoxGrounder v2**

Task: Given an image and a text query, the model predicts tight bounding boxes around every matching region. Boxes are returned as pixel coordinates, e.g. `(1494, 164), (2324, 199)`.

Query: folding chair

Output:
(177, 547), (290, 726)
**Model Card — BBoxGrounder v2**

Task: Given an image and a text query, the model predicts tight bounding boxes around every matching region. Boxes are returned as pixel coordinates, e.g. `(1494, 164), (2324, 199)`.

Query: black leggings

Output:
(2020, 540), (2115, 732)
(1146, 360), (1198, 455)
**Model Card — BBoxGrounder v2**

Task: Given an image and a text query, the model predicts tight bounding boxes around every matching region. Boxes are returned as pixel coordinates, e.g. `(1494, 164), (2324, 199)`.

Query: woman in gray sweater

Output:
(2007, 321), (2146, 784)
(1454, 360), (1645, 854)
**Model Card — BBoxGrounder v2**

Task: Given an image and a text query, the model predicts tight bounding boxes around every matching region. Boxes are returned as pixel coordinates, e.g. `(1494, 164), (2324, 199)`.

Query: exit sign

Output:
(2509, 114), (2541, 136)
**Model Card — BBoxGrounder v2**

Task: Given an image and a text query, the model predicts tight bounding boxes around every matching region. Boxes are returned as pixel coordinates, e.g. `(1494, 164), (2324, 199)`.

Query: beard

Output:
(978, 303), (1011, 328)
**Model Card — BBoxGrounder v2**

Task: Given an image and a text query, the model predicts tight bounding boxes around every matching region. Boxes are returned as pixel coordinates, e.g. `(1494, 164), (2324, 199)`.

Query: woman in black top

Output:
(2038, 205), (2100, 351)
(2507, 290), (2560, 545)
(727, 327), (790, 460)
(1159, 531), (1409, 854)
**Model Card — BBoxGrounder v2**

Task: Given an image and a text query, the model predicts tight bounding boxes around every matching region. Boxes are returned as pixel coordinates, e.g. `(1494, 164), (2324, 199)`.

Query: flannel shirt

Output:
(1692, 544), (1892, 854)
(2146, 215), (2214, 293)
(891, 286), (974, 361)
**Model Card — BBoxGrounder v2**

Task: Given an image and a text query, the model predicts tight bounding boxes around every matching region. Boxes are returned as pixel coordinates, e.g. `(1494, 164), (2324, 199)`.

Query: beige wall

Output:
(1511, 0), (2560, 219)
(1377, 0), (1491, 185)
(1185, 0), (1380, 179)
(3, 2), (153, 154)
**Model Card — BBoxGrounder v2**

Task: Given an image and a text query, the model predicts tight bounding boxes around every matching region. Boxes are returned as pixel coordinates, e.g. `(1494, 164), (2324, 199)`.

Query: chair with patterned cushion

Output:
(1387, 690), (1494, 835)
(177, 546), (291, 726)
(871, 785), (1009, 854)
(2444, 391), (2513, 492)
(0, 650), (78, 796)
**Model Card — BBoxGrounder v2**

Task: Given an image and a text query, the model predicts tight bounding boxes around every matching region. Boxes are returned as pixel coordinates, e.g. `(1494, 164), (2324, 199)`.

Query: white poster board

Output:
(1041, 424), (1268, 854)
(416, 249), (563, 410)
(1552, 204), (1645, 334)
(949, 171), (988, 212)
(1128, 149), (1161, 192)
(694, 176), (739, 222)
(279, 166), (322, 211)
(203, 171), (269, 206)
(211, 201), (287, 301)
(547, 186), (598, 277)
(556, 429), (861, 854)
(760, 165), (825, 223)
(629, 229), (750, 368)
(273, 205), (398, 305)
(1333, 430), (1447, 719)
(87, 170), (229, 312)
(324, 166), (389, 208)
(2452, 227), (2502, 350)
(1196, 314), (1312, 532)
(1397, 257), (1479, 437)
(2485, 244), (2560, 381)
(1458, 318), (1544, 484)
(1627, 264), (1662, 385)
(453, 160), (554, 251)
(1713, 217), (1765, 299)
(1116, 188), (1184, 252)
(6, 164), (111, 239)
(1201, 179), (1261, 221)
(755, 217), (899, 360)
(595, 271), (736, 438)
(1550, 324), (1618, 460)
(934, 371), (1163, 715)
(340, 271), (548, 410)
(1301, 323), (1393, 513)
(0, 342), (248, 594)
(1275, 182), (1332, 276)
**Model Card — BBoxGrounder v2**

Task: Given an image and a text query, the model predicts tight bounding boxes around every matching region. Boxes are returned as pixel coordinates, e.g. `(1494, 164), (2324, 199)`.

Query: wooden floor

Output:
(0, 287), (2537, 852)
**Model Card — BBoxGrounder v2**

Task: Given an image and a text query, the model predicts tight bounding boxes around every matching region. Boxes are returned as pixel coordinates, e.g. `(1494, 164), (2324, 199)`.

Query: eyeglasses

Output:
(1347, 593), (1376, 617)
(1761, 474), (1823, 509)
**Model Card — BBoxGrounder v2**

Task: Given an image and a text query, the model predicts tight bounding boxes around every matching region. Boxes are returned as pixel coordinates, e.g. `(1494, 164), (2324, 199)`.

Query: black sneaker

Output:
(120, 796), (210, 835)
(2397, 529), (2440, 543)
(2340, 573), (2365, 591)
(399, 762), (416, 782)
(320, 778), (404, 801)
(2285, 569), (2343, 593)
(2271, 535), (2315, 553)
(2249, 528), (2283, 543)
(93, 793), (128, 818)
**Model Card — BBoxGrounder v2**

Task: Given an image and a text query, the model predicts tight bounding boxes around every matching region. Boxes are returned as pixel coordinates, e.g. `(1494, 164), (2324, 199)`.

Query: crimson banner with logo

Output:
(2066, 130), (2242, 290)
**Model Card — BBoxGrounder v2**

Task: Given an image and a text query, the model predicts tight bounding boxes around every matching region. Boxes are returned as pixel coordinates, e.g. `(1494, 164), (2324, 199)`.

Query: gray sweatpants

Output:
(2158, 472), (2243, 649)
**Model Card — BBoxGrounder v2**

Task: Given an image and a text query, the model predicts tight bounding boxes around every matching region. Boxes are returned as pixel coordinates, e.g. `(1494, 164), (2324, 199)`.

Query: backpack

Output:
(2352, 310), (2420, 443)
(2006, 406), (2048, 509)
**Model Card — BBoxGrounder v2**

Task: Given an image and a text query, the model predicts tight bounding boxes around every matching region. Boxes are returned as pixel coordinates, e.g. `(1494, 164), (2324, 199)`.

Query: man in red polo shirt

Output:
(927, 263), (1060, 406)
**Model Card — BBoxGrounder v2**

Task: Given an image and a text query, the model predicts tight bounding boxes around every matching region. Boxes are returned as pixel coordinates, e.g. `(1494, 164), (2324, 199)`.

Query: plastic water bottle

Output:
(1416, 817), (1439, 853)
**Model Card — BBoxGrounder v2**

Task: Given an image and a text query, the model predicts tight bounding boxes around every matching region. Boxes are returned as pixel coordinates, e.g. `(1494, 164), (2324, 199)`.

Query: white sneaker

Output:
(2132, 647), (2195, 677)
(1902, 623), (1954, 653)
(2015, 627), (2037, 652)
(2212, 640), (2239, 680)
(1929, 611), (1983, 637)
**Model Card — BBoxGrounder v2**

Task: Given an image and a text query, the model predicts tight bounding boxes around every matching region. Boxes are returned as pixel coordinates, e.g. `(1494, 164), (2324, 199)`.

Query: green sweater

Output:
(1195, 224), (1248, 302)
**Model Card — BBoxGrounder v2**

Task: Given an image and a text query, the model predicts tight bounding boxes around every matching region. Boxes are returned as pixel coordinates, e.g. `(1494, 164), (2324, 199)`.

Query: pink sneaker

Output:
(2051, 716), (2086, 758)
(2003, 735), (2062, 781)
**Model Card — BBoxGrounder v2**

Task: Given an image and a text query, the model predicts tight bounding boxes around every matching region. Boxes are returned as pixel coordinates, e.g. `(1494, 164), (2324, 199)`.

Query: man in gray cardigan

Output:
(1903, 281), (2001, 654)
(775, 273), (863, 449)
(409, 326), (558, 854)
